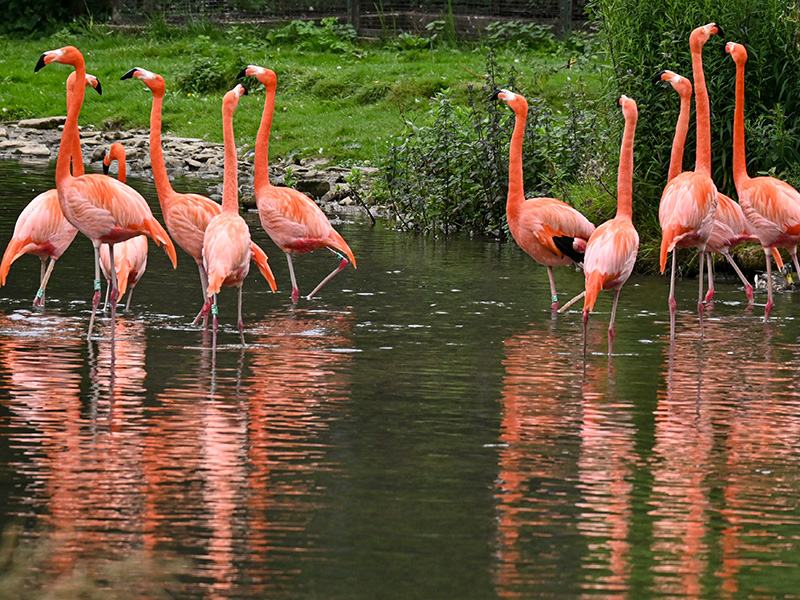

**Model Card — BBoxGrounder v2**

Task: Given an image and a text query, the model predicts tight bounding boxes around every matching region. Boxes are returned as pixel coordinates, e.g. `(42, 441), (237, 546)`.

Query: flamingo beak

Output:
(120, 68), (139, 80)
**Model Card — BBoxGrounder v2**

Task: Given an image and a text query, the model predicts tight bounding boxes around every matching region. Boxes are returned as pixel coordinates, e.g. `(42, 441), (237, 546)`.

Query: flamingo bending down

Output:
(493, 89), (595, 311)
(0, 71), (102, 307)
(35, 46), (177, 341)
(657, 67), (779, 305)
(99, 143), (148, 311)
(238, 65), (355, 302)
(203, 84), (255, 349)
(582, 96), (640, 352)
(121, 68), (275, 325)
(726, 42), (800, 320)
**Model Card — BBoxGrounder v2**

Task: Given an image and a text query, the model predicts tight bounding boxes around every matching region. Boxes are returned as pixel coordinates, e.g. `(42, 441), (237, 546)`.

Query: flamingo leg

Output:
(697, 249), (706, 317)
(723, 251), (754, 304)
(109, 244), (118, 344)
(790, 248), (800, 283)
(286, 253), (300, 302)
(582, 308), (589, 358)
(192, 263), (211, 327)
(546, 265), (559, 311)
(307, 257), (348, 300)
(102, 279), (110, 311)
(764, 248), (774, 321)
(237, 285), (245, 346)
(211, 294), (219, 353)
(34, 258), (57, 308)
(705, 253), (715, 303)
(608, 288), (621, 355)
(125, 286), (134, 312)
(668, 250), (678, 314)
(87, 243), (103, 340)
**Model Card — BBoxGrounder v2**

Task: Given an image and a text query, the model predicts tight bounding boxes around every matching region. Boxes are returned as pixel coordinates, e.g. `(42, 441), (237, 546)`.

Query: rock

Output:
(15, 143), (51, 157)
(17, 116), (66, 130)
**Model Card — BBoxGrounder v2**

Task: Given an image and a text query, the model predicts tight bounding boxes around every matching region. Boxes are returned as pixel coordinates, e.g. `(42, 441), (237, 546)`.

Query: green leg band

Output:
(35, 289), (44, 299)
(211, 304), (219, 316)
(94, 279), (102, 291)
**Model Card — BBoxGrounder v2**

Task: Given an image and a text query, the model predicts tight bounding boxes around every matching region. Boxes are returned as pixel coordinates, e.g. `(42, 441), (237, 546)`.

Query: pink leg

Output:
(723, 251), (754, 304)
(764, 248), (774, 321)
(192, 263), (211, 328)
(286, 253), (300, 303)
(705, 253), (715, 303)
(307, 256), (349, 300)
(546, 265), (559, 311)
(237, 285), (245, 346)
(87, 243), (102, 340)
(697, 250), (706, 317)
(608, 288), (621, 355)
(211, 294), (219, 353)
(33, 257), (52, 308)
(109, 244), (118, 345)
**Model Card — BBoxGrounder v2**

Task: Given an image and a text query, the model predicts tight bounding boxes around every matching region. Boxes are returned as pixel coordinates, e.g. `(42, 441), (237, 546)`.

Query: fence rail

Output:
(114, 0), (589, 36)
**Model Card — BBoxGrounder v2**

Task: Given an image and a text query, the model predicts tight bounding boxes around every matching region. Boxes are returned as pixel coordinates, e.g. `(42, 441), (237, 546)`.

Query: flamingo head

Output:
(35, 46), (83, 72)
(491, 88), (529, 114)
(654, 70), (692, 97)
(103, 142), (126, 175)
(121, 67), (166, 96)
(690, 22), (722, 50)
(726, 42), (748, 64)
(237, 64), (277, 90)
(65, 71), (103, 96)
(619, 95), (638, 120)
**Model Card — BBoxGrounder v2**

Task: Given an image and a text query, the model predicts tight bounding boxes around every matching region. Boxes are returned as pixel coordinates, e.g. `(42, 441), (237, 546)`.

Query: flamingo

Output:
(726, 42), (800, 320)
(238, 65), (356, 302)
(203, 84), (254, 349)
(658, 24), (719, 319)
(34, 45), (177, 341)
(493, 88), (595, 311)
(0, 71), (102, 307)
(582, 96), (640, 352)
(99, 143), (148, 312)
(121, 67), (275, 324)
(657, 68), (780, 305)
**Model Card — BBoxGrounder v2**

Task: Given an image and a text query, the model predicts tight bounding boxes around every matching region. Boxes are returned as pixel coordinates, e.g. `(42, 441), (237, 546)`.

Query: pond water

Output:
(2, 158), (800, 599)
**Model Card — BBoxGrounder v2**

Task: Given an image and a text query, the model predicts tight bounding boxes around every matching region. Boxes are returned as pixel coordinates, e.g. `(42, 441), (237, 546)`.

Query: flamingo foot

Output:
(764, 299), (773, 322)
(704, 286), (715, 304)
(291, 287), (300, 303)
(668, 296), (677, 314)
(607, 326), (615, 355)
(745, 284), (754, 305)
(697, 300), (705, 317)
(551, 300), (559, 313)
(192, 301), (212, 326)
(33, 288), (45, 308)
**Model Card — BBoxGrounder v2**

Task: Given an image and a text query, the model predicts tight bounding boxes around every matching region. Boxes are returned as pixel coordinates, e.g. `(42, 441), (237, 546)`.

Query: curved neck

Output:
(148, 91), (175, 202)
(691, 40), (712, 176)
(66, 76), (85, 177)
(506, 104), (526, 215)
(222, 104), (239, 212)
(117, 155), (126, 183)
(617, 110), (637, 220)
(668, 90), (691, 181)
(56, 58), (86, 187)
(254, 81), (275, 190)
(732, 60), (750, 189)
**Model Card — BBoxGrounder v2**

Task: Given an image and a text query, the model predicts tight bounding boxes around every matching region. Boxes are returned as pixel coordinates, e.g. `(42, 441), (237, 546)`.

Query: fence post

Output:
(558, 0), (573, 37)
(347, 0), (361, 34)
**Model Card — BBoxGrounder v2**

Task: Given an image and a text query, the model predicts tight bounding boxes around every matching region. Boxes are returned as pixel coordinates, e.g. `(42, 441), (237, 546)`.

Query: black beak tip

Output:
(34, 54), (46, 73)
(714, 25), (724, 38)
(488, 89), (500, 102)
(102, 162), (110, 175)
(652, 70), (666, 84)
(237, 68), (248, 80)
(242, 86), (248, 95)
(120, 68), (137, 81)
(94, 80), (103, 96)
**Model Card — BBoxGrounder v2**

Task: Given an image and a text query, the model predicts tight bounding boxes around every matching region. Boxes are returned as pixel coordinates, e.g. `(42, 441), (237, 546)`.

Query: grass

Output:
(0, 22), (602, 169)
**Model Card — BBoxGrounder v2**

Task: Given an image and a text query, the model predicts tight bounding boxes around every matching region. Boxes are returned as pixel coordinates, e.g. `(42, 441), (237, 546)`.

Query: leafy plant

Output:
(484, 20), (556, 51)
(266, 18), (357, 54)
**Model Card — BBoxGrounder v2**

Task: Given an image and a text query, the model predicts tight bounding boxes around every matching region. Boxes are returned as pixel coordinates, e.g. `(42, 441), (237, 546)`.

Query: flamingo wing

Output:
(164, 193), (222, 263)
(250, 241), (277, 292)
(740, 177), (800, 245)
(584, 220), (639, 289)
(511, 197), (595, 265)
(203, 213), (251, 295)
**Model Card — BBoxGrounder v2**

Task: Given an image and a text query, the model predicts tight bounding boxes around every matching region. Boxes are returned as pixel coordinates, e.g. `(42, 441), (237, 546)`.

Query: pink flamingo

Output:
(0, 71), (102, 307)
(99, 143), (148, 312)
(657, 68), (780, 304)
(203, 84), (254, 349)
(493, 88), (595, 311)
(659, 25), (719, 319)
(238, 65), (356, 302)
(726, 42), (800, 320)
(121, 67), (275, 324)
(35, 46), (177, 341)
(582, 96), (640, 352)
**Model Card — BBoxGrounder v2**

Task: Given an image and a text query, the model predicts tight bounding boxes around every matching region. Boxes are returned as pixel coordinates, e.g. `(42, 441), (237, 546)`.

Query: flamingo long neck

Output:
(116, 152), (127, 183)
(66, 73), (85, 177)
(222, 102), (239, 213)
(691, 37), (712, 176)
(732, 59), (750, 190)
(506, 102), (527, 220)
(617, 108), (637, 221)
(254, 77), (276, 191)
(56, 56), (86, 189)
(148, 90), (175, 204)
(668, 87), (691, 182)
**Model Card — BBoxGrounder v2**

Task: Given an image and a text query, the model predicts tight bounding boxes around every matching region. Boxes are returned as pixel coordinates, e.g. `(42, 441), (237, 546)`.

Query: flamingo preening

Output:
(99, 143), (149, 312)
(726, 41), (800, 320)
(582, 96), (640, 353)
(0, 71), (102, 307)
(238, 65), (356, 302)
(493, 88), (595, 312)
(121, 67), (275, 326)
(34, 46), (177, 341)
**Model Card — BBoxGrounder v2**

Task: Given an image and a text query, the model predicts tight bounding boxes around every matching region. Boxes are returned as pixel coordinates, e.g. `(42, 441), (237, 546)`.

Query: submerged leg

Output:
(109, 245), (118, 345)
(764, 247), (774, 321)
(237, 285), (245, 347)
(286, 253), (300, 303)
(307, 257), (348, 300)
(87, 243), (103, 341)
(546, 265), (559, 311)
(697, 250), (706, 317)
(34, 257), (57, 308)
(608, 288), (621, 355)
(668, 250), (678, 314)
(191, 263), (211, 328)
(705, 253), (715, 303)
(723, 251), (754, 304)
(211, 294), (219, 353)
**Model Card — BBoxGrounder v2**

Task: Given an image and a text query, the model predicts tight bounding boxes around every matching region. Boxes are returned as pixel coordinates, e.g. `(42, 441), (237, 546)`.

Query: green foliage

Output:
(378, 53), (611, 237)
(0, 1), (110, 35)
(590, 0), (800, 232)
(266, 18), (357, 54)
(484, 20), (556, 51)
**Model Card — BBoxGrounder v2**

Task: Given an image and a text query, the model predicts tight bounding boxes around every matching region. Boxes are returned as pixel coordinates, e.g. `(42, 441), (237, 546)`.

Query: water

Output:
(2, 158), (800, 598)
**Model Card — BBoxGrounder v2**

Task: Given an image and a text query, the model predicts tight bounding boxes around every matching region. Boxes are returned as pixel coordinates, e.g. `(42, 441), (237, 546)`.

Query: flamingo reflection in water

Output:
(494, 322), (635, 596)
(0, 315), (176, 591)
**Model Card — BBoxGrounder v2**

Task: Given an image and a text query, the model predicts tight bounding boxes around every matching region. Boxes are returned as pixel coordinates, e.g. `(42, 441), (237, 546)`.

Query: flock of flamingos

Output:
(0, 23), (797, 353)
(0, 46), (357, 351)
